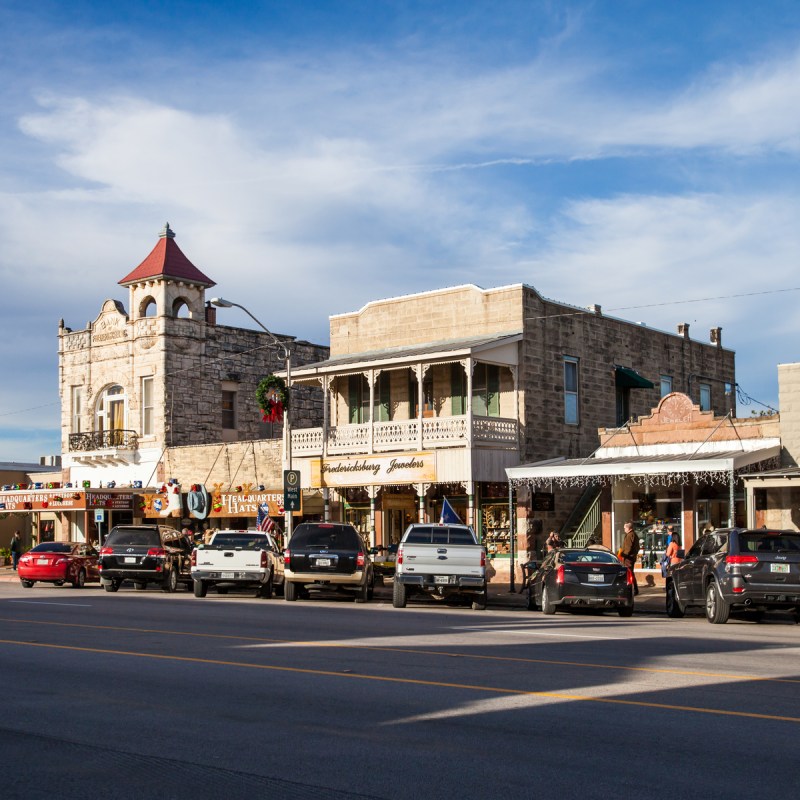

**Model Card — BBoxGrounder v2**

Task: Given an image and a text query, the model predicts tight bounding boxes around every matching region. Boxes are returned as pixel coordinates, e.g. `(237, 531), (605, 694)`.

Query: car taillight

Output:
(480, 549), (486, 567)
(147, 547), (167, 557)
(626, 568), (634, 586)
(356, 552), (366, 568)
(726, 555), (758, 564)
(396, 546), (403, 565)
(100, 546), (113, 555)
(260, 550), (268, 568)
(191, 550), (197, 566)
(54, 558), (68, 565)
(284, 550), (290, 566)
(556, 565), (565, 584)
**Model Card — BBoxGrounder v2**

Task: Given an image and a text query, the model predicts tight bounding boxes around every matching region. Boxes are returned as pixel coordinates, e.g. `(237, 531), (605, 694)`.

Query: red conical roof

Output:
(119, 223), (215, 287)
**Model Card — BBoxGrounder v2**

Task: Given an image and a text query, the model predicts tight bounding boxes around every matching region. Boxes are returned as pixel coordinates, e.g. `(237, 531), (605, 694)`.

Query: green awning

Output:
(615, 366), (654, 389)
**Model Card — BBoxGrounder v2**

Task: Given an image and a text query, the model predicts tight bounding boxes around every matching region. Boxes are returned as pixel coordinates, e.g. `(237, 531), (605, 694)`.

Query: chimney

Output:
(677, 323), (690, 339)
(710, 327), (722, 347)
(588, 304), (602, 315)
(205, 302), (217, 325)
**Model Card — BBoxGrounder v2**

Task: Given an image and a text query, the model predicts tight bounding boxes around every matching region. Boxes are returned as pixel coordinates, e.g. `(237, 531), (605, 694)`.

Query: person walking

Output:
(10, 530), (22, 571)
(619, 521), (641, 595)
(665, 531), (683, 566)
(545, 530), (564, 552)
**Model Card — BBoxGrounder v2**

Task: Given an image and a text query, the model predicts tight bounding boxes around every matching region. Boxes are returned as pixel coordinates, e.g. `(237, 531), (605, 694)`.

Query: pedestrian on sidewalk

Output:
(10, 531), (22, 571)
(619, 521), (641, 596)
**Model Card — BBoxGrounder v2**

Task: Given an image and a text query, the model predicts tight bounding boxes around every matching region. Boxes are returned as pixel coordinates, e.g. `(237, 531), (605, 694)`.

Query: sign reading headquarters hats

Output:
(283, 470), (301, 511)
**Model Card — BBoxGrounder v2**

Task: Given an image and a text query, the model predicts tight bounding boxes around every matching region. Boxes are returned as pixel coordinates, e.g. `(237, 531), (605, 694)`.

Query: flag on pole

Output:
(440, 497), (462, 524)
(256, 503), (274, 532)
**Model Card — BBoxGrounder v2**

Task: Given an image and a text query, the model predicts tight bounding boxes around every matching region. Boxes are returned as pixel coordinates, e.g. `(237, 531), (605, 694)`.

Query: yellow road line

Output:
(0, 615), (797, 686)
(1, 636), (799, 725)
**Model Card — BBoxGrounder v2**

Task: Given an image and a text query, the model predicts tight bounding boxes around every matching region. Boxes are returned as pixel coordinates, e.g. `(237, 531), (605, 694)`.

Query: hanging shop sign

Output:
(208, 489), (299, 518)
(310, 452), (437, 488)
(0, 489), (135, 512)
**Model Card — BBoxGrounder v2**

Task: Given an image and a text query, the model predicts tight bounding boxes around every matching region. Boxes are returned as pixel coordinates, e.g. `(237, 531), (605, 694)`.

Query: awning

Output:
(506, 445), (781, 489)
(615, 366), (654, 389)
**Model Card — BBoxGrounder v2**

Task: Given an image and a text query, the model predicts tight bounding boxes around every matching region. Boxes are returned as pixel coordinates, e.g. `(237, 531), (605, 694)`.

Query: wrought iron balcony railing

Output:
(68, 430), (139, 452)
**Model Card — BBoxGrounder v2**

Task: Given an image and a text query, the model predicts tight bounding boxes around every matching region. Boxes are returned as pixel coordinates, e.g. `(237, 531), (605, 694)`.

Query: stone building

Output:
(50, 223), (328, 542)
(288, 283), (736, 579)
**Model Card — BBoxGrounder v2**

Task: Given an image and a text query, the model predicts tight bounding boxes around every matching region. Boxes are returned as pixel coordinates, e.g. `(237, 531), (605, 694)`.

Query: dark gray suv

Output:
(666, 528), (800, 623)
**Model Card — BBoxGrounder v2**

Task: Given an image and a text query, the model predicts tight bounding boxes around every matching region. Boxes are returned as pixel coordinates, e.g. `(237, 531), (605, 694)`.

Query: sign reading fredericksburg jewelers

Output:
(310, 452), (436, 488)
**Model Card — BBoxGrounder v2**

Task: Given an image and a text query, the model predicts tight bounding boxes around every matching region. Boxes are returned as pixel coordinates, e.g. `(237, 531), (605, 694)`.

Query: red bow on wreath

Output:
(256, 374), (289, 423)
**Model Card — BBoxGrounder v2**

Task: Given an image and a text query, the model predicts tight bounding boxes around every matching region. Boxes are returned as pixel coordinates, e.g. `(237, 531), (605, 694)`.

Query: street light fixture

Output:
(209, 297), (294, 540)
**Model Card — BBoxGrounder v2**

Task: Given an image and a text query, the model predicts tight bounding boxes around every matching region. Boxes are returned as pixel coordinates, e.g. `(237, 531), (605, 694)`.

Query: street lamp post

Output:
(210, 297), (294, 541)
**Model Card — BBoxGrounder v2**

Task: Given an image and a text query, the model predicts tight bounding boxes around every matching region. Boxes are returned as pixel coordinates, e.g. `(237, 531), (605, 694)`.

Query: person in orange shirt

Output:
(665, 531), (683, 565)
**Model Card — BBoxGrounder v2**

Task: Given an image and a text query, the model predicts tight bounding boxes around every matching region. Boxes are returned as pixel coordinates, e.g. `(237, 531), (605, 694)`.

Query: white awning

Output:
(506, 445), (781, 489)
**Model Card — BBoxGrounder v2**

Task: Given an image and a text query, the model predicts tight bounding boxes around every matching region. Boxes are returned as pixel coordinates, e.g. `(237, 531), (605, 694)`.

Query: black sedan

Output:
(527, 548), (634, 616)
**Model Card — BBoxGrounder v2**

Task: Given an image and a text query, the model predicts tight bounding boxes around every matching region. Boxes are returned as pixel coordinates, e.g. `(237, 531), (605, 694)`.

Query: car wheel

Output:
(618, 604), (634, 618)
(103, 581), (120, 593)
(284, 580), (298, 601)
(20, 579), (34, 589)
(471, 583), (488, 610)
(541, 584), (556, 615)
(72, 568), (86, 589)
(193, 580), (207, 598)
(162, 568), (178, 593)
(705, 580), (730, 624)
(258, 574), (273, 599)
(355, 578), (370, 603)
(665, 581), (685, 618)
(392, 580), (407, 609)
(134, 581), (147, 591)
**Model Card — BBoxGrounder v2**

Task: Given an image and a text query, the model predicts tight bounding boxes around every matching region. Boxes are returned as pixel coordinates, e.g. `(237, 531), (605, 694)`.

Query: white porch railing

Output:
(291, 415), (517, 456)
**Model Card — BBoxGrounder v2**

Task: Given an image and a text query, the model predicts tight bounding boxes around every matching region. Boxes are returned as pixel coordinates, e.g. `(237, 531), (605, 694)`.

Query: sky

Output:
(1, 0), (800, 463)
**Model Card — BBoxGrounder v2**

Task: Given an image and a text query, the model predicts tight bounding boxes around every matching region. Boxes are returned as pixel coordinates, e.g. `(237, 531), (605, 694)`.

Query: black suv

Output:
(666, 527), (800, 623)
(99, 525), (194, 593)
(283, 522), (374, 602)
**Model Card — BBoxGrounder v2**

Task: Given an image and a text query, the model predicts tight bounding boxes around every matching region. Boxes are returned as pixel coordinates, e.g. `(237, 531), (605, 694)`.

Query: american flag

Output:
(256, 503), (275, 533)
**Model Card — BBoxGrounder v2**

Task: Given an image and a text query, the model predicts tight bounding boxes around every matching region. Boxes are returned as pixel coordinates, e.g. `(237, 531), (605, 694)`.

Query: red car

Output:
(18, 541), (100, 589)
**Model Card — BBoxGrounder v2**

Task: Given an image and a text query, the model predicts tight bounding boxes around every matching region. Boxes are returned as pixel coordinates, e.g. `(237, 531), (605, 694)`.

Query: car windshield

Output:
(561, 551), (619, 564)
(210, 534), (269, 550)
(29, 542), (73, 554)
(290, 524), (362, 550)
(105, 527), (161, 547)
(739, 533), (800, 553)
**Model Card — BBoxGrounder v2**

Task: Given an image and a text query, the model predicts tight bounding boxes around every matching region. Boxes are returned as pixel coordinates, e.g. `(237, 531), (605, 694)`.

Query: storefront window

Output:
(481, 502), (510, 554)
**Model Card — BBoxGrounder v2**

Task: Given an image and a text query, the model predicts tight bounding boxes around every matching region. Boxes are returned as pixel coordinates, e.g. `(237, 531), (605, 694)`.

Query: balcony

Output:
(291, 415), (517, 456)
(68, 430), (139, 465)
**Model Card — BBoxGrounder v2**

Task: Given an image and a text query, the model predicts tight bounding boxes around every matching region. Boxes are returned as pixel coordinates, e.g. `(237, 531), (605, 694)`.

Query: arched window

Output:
(140, 296), (157, 317)
(96, 384), (127, 437)
(172, 298), (191, 318)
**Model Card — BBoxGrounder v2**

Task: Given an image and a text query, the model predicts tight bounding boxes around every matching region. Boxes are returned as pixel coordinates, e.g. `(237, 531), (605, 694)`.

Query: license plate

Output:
(124, 557), (136, 564)
(221, 572), (234, 579)
(771, 563), (790, 573)
(316, 558), (331, 567)
(587, 574), (604, 582)
(434, 575), (451, 585)
(37, 558), (49, 564)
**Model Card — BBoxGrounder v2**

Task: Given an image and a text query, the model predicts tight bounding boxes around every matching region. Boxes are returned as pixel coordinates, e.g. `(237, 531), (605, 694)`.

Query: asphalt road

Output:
(1, 581), (799, 800)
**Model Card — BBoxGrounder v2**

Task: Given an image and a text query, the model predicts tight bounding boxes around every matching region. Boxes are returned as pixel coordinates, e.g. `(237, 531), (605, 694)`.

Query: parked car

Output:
(666, 527), (800, 623)
(18, 541), (99, 589)
(283, 522), (374, 602)
(392, 523), (487, 609)
(527, 548), (634, 616)
(191, 529), (285, 597)
(98, 525), (194, 592)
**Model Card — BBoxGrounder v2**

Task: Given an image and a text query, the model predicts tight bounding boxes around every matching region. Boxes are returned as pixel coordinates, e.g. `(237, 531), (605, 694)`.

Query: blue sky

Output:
(2, 0), (800, 462)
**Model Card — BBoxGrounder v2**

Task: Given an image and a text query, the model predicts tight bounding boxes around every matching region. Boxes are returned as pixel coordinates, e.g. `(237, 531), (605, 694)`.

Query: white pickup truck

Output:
(191, 529), (284, 598)
(392, 523), (487, 610)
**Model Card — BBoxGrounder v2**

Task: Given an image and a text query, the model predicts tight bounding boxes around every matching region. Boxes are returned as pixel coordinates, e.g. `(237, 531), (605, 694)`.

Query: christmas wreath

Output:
(256, 374), (289, 423)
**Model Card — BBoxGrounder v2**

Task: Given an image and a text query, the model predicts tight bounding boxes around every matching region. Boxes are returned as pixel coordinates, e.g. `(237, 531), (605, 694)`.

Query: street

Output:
(1, 582), (799, 799)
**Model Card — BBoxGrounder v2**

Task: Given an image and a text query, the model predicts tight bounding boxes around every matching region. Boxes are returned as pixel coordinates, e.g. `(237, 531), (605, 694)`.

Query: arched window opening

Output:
(172, 298), (191, 318)
(95, 384), (127, 440)
(140, 297), (157, 318)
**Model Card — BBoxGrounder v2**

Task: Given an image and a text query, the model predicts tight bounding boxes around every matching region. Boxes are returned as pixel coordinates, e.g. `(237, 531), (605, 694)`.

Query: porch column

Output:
(466, 481), (475, 529)
(368, 369), (375, 455)
(322, 376), (329, 458)
(728, 469), (735, 527)
(416, 363), (424, 450)
(368, 486), (378, 548)
(682, 483), (697, 549)
(466, 357), (474, 446)
(417, 483), (426, 523)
